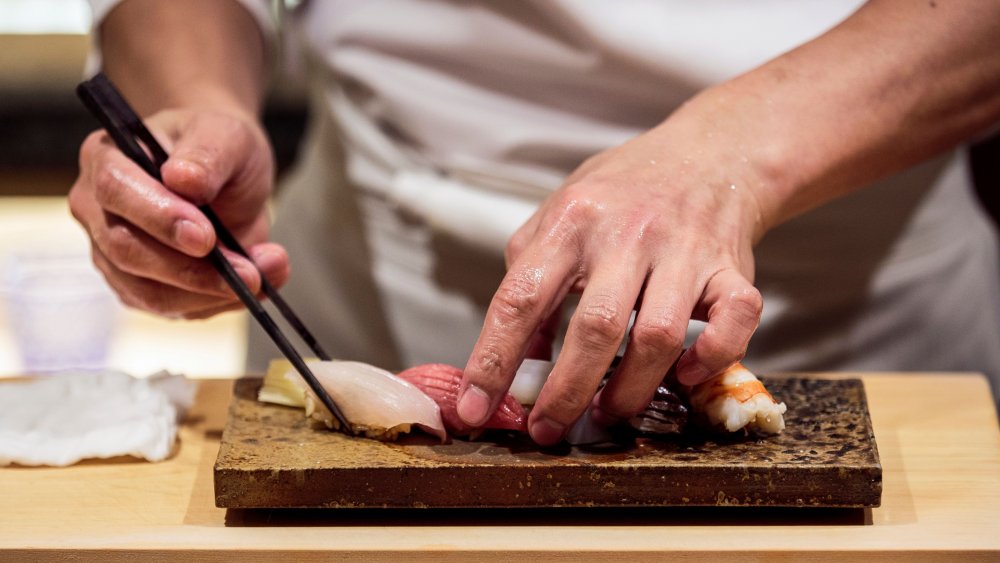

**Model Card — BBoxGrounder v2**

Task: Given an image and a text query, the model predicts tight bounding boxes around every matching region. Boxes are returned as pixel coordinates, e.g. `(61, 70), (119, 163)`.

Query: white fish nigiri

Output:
(267, 360), (447, 442)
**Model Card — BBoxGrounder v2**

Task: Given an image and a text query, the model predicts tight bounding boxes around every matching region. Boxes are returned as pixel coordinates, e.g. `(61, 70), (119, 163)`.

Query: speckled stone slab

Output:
(214, 377), (881, 509)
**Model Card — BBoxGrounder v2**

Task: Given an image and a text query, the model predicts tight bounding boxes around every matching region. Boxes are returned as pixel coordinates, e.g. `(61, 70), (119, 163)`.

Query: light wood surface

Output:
(1, 373), (999, 561)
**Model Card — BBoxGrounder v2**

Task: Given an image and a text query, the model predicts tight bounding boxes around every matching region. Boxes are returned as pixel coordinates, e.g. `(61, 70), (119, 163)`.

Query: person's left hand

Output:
(456, 106), (768, 446)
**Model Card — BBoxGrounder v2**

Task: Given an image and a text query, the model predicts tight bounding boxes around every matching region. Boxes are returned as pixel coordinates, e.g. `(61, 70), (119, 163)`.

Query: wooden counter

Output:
(2, 373), (999, 561)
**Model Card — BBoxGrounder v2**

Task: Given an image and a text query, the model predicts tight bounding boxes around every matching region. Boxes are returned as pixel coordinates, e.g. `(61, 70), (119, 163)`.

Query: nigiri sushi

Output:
(258, 359), (447, 442)
(397, 363), (527, 435)
(686, 362), (786, 434)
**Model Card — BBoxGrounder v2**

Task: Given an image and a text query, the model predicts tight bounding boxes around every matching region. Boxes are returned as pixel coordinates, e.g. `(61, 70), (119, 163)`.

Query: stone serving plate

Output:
(215, 376), (881, 509)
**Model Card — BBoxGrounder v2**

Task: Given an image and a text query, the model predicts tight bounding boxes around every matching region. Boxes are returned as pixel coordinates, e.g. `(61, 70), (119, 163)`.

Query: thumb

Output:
(160, 110), (265, 206)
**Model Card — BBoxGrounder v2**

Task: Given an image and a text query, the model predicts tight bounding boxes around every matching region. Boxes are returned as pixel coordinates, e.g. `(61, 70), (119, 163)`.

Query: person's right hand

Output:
(69, 107), (290, 319)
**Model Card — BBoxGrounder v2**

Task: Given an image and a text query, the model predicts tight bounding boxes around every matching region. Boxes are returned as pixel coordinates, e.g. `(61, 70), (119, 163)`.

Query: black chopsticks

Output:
(77, 73), (353, 435)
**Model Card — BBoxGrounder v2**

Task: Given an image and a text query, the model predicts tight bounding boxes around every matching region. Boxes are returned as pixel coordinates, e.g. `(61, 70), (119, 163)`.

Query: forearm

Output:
(98, 0), (267, 118)
(666, 0), (1000, 234)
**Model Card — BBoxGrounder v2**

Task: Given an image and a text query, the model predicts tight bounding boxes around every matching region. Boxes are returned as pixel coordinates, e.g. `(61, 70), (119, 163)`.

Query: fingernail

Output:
(174, 220), (210, 254)
(457, 385), (491, 426)
(171, 158), (211, 187)
(529, 417), (566, 446)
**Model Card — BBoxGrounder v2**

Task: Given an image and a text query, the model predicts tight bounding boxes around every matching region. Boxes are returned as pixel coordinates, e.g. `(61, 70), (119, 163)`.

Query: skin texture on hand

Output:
(457, 109), (767, 446)
(69, 108), (288, 319)
(458, 0), (1000, 446)
(77, 0), (999, 447)
(69, 0), (288, 319)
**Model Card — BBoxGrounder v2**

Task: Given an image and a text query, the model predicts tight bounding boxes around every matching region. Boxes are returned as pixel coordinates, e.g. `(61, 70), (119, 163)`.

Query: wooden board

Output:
(214, 376), (881, 509)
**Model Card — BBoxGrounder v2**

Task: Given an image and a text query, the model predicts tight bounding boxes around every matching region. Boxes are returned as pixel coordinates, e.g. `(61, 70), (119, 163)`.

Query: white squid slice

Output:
(290, 360), (447, 442)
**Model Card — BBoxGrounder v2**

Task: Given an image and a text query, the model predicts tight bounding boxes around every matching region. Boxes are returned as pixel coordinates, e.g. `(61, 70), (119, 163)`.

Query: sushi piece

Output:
(686, 362), (786, 434)
(571, 358), (781, 441)
(567, 361), (688, 445)
(628, 381), (689, 436)
(508, 359), (553, 405)
(259, 359), (447, 442)
(397, 363), (527, 435)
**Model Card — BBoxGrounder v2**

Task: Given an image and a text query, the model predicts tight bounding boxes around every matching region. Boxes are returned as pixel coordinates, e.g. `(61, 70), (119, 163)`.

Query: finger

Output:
(88, 142), (217, 257)
(161, 111), (264, 206)
(92, 247), (240, 318)
(597, 267), (697, 422)
(528, 259), (644, 445)
(94, 239), (288, 320)
(458, 237), (580, 428)
(94, 213), (264, 297)
(675, 268), (762, 385)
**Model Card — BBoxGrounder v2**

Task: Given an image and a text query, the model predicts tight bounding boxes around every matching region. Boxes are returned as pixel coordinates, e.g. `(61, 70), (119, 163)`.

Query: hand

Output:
(69, 107), (289, 319)
(457, 106), (767, 446)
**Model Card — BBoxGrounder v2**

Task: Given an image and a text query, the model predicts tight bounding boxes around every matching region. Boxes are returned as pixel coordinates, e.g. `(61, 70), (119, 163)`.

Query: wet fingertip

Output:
(529, 417), (566, 446)
(457, 385), (491, 426)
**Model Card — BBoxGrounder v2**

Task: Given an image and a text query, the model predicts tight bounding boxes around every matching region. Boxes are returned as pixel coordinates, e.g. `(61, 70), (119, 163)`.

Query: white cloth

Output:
(0, 371), (195, 466)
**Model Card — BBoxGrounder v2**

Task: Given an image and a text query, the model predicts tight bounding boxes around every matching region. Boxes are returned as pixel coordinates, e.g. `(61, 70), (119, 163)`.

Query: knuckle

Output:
(79, 130), (105, 164)
(104, 225), (145, 269)
(493, 269), (544, 321)
(554, 187), (601, 222)
(575, 298), (628, 347)
(540, 187), (599, 243)
(92, 163), (126, 209)
(67, 184), (88, 223)
(727, 287), (764, 328)
(630, 315), (686, 355)
(469, 344), (515, 393)
(473, 345), (505, 374)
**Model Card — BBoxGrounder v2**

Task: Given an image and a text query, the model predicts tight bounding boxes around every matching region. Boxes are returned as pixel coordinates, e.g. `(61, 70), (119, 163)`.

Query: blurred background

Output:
(0, 0), (307, 378)
(0, 0), (996, 378)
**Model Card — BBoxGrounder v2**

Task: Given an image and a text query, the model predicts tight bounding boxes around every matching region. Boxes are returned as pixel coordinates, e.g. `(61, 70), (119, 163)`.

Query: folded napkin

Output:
(0, 370), (195, 467)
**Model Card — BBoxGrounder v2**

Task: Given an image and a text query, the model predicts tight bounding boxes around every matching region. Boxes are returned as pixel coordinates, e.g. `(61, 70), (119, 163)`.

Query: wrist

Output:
(653, 83), (791, 243)
(99, 0), (266, 119)
(160, 84), (262, 124)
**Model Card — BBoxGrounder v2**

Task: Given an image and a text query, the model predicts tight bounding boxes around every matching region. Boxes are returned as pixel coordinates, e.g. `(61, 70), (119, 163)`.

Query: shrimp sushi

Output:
(686, 362), (786, 434)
